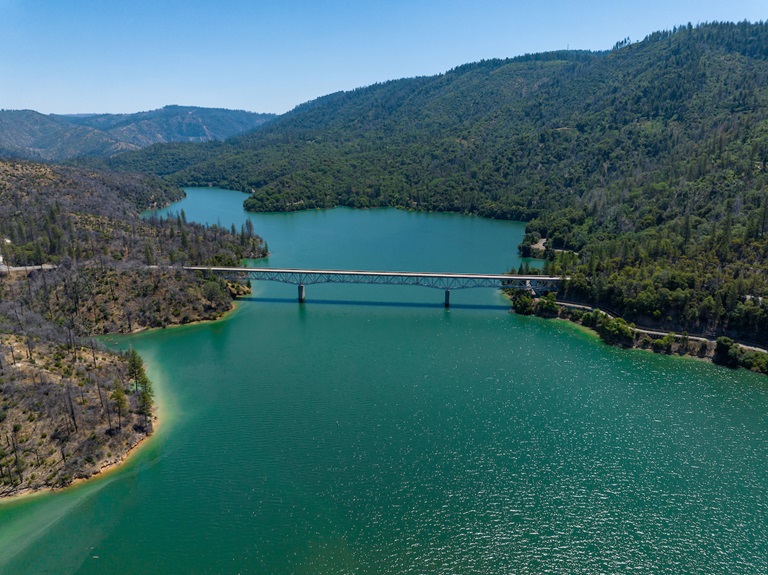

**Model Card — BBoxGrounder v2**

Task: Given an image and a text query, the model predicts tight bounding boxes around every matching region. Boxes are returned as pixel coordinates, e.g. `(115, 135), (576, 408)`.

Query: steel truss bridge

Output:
(184, 266), (567, 308)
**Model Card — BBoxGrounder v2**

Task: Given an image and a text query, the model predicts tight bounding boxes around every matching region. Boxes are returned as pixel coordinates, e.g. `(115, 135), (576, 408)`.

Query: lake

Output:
(1, 188), (766, 574)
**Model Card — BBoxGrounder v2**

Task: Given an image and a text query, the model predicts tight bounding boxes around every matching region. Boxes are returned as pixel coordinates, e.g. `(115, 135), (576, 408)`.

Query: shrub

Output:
(713, 337), (741, 368)
(534, 292), (559, 317)
(510, 292), (534, 315)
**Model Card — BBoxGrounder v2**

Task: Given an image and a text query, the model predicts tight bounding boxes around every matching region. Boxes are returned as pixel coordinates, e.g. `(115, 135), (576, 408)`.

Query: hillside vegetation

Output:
(103, 21), (768, 345)
(0, 160), (267, 334)
(0, 160), (267, 494)
(0, 106), (274, 162)
(1, 338), (154, 494)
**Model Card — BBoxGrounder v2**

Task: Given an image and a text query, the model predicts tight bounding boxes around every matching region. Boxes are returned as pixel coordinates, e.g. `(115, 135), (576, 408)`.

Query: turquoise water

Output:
(1, 188), (766, 574)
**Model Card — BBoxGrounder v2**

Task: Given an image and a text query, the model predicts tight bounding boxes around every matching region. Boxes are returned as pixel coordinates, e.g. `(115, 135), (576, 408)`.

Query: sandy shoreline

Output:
(0, 294), (247, 503)
(0, 422), (157, 503)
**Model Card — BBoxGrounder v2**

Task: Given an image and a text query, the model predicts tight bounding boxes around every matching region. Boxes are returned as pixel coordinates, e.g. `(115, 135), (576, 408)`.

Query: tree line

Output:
(0, 159), (268, 493)
(86, 21), (768, 344)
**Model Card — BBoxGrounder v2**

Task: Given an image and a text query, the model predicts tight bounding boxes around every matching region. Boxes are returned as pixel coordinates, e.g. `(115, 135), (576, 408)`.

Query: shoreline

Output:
(505, 292), (768, 376)
(9, 284), (760, 503)
(0, 345), (173, 503)
(123, 281), (249, 336)
(0, 418), (158, 503)
(127, 295), (244, 336)
(0, 293), (245, 503)
(555, 299), (768, 354)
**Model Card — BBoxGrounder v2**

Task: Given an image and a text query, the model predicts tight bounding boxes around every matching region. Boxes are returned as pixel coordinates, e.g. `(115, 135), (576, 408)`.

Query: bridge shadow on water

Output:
(239, 296), (510, 312)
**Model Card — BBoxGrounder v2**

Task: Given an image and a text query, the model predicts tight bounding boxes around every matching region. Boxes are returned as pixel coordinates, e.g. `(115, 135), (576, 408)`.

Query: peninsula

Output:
(0, 160), (266, 496)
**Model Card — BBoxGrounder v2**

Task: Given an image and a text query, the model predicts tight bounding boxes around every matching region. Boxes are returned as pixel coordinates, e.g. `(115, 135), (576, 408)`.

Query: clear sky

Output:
(0, 0), (765, 115)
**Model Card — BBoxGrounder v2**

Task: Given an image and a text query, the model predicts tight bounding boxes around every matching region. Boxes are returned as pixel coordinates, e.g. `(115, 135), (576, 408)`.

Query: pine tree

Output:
(112, 384), (128, 431)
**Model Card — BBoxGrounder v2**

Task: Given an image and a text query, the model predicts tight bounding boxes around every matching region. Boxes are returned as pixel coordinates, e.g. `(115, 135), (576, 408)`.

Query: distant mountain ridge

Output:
(0, 106), (275, 161)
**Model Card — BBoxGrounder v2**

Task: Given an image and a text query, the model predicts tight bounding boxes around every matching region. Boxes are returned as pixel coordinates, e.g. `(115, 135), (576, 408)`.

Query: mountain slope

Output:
(154, 23), (767, 223)
(0, 110), (131, 161)
(0, 160), (267, 495)
(54, 105), (274, 146)
(0, 106), (275, 161)
(104, 21), (768, 344)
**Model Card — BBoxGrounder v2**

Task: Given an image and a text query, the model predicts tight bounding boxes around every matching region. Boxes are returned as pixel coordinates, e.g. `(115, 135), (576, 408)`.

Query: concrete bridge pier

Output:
(444, 290), (450, 309)
(298, 284), (306, 303)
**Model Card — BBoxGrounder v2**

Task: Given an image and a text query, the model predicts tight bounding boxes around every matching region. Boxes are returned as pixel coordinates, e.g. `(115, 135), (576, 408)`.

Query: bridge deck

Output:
(185, 266), (557, 281)
(186, 266), (565, 289)
(184, 266), (567, 306)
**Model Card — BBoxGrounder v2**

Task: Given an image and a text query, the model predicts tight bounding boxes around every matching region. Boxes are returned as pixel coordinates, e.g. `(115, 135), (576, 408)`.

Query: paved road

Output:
(0, 264), (57, 275)
(558, 300), (768, 354)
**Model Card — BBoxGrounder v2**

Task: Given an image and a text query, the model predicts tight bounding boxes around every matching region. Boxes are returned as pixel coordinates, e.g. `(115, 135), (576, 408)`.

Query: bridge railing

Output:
(185, 266), (565, 289)
(184, 266), (568, 306)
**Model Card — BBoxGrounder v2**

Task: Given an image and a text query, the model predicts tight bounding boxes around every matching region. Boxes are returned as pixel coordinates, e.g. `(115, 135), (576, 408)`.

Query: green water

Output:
(1, 188), (767, 574)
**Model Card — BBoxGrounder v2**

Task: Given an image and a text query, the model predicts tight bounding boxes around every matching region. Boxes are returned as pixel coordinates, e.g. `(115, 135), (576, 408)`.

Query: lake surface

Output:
(1, 188), (767, 574)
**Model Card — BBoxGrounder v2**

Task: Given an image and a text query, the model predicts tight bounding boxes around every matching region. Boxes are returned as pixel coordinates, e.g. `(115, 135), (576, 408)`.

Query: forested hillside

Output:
(0, 160), (267, 493)
(0, 106), (274, 162)
(102, 21), (768, 344)
(0, 160), (267, 334)
(0, 110), (129, 161)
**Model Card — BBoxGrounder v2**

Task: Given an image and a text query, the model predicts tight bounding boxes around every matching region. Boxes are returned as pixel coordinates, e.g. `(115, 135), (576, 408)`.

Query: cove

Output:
(1, 188), (767, 574)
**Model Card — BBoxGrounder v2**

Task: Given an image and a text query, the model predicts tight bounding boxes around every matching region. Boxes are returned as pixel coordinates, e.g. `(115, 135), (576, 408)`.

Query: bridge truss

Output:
(185, 266), (567, 307)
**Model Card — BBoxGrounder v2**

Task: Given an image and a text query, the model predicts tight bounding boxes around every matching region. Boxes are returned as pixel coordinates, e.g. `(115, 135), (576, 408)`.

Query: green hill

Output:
(0, 110), (130, 161)
(0, 106), (274, 162)
(0, 160), (267, 495)
(101, 21), (768, 345)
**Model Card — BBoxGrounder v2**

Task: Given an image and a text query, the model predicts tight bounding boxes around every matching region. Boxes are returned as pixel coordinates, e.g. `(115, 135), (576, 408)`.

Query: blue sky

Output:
(0, 0), (765, 114)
